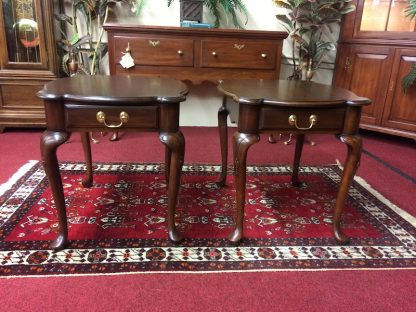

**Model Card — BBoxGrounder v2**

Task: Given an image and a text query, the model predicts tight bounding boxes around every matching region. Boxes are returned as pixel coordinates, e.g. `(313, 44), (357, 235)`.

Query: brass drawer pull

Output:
(177, 50), (184, 56)
(96, 111), (129, 128)
(234, 44), (245, 50)
(149, 40), (160, 47)
(261, 53), (267, 59)
(288, 114), (317, 130)
(212, 51), (217, 57)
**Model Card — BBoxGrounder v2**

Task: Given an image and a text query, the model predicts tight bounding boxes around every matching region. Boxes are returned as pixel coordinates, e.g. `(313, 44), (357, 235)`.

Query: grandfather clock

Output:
(0, 0), (61, 132)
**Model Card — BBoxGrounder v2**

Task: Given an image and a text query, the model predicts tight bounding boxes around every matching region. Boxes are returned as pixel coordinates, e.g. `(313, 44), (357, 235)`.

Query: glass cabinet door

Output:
(355, 0), (416, 39)
(0, 0), (48, 69)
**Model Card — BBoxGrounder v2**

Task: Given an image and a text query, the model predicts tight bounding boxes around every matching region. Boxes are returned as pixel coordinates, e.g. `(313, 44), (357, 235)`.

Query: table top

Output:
(218, 79), (371, 108)
(37, 75), (189, 104)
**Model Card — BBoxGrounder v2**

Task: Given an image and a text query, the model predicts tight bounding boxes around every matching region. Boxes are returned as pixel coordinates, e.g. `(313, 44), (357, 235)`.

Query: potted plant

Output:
(273, 0), (356, 80)
(402, 0), (416, 92)
(168, 0), (248, 28)
(55, 0), (146, 76)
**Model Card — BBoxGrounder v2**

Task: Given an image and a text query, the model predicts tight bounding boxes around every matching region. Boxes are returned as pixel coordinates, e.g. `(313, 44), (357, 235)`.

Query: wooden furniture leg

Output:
(165, 145), (171, 184)
(40, 131), (71, 250)
(334, 134), (362, 244)
(268, 133), (277, 144)
(230, 131), (260, 243)
(217, 97), (229, 186)
(292, 134), (305, 187)
(110, 132), (119, 141)
(160, 131), (185, 242)
(80, 132), (93, 188)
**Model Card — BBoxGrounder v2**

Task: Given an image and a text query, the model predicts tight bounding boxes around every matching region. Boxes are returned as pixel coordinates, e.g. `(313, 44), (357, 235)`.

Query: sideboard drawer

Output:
(113, 35), (194, 67)
(200, 40), (277, 69)
(65, 105), (159, 130)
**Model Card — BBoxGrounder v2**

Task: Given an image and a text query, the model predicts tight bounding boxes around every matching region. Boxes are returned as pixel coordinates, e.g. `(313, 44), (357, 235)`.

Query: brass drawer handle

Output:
(177, 50), (184, 56)
(149, 40), (160, 47)
(212, 51), (217, 57)
(96, 111), (129, 128)
(234, 44), (245, 50)
(261, 53), (267, 59)
(288, 114), (317, 130)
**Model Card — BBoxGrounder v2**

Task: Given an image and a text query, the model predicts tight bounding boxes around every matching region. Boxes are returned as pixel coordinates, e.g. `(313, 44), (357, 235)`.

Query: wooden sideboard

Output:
(104, 17), (287, 82)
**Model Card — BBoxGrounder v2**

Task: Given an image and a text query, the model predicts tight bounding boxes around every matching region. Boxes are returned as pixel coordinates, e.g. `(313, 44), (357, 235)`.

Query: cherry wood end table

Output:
(37, 75), (188, 250)
(217, 79), (371, 244)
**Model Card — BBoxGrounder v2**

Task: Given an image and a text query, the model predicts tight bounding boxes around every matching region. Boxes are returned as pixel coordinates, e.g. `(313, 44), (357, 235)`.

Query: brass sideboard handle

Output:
(149, 40), (160, 47)
(177, 50), (184, 56)
(234, 44), (245, 50)
(96, 111), (129, 128)
(212, 51), (217, 57)
(288, 114), (317, 130)
(261, 53), (267, 59)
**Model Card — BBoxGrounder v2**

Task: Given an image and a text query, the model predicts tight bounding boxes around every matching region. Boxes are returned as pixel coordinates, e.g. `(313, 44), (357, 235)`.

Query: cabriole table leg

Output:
(334, 134), (362, 244)
(160, 131), (185, 243)
(230, 132), (260, 243)
(217, 98), (230, 187)
(80, 132), (93, 188)
(40, 131), (71, 250)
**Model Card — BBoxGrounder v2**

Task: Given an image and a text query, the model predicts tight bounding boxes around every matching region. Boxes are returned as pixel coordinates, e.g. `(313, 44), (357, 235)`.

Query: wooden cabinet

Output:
(333, 0), (416, 139)
(0, 0), (60, 132)
(104, 18), (287, 83)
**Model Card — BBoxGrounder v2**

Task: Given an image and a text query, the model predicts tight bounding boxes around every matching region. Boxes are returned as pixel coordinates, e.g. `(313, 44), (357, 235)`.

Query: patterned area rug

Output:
(0, 161), (415, 276)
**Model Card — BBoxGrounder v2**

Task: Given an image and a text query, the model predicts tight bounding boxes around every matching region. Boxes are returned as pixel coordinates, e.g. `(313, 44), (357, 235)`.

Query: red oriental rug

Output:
(0, 161), (415, 276)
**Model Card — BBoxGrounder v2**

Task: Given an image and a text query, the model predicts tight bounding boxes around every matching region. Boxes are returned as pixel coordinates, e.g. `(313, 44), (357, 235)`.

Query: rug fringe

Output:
(335, 158), (415, 226)
(1, 266), (415, 279)
(0, 160), (38, 197)
(353, 175), (416, 227)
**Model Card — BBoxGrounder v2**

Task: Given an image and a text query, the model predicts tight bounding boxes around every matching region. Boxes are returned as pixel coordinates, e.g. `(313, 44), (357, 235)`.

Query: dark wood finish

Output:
(0, 0), (61, 131)
(217, 79), (371, 244)
(104, 20), (287, 83)
(334, 0), (416, 139)
(38, 75), (188, 249)
(382, 49), (416, 133)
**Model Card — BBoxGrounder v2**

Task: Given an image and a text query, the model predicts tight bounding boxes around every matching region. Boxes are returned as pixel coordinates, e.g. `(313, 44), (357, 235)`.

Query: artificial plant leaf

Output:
(70, 33), (80, 45)
(273, 0), (292, 10)
(340, 4), (356, 15)
(276, 14), (292, 28)
(61, 53), (70, 76)
(401, 63), (416, 93)
(292, 34), (308, 46)
(54, 13), (73, 24)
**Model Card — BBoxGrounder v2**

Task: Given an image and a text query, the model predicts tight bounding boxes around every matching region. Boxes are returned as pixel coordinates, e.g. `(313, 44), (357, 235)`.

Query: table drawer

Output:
(65, 105), (159, 130)
(113, 35), (194, 67)
(259, 107), (346, 131)
(200, 40), (276, 69)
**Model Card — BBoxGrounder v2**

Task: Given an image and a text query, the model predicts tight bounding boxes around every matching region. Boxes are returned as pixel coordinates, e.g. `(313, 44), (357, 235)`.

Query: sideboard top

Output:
(104, 16), (288, 40)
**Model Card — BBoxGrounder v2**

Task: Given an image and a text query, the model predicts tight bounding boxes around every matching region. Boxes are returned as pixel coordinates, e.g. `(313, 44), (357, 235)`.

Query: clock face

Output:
(2, 0), (41, 63)
(14, 18), (39, 48)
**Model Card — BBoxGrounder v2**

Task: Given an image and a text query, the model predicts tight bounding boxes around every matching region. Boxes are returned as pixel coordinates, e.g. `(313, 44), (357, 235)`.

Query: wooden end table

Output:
(37, 75), (188, 250)
(217, 79), (371, 244)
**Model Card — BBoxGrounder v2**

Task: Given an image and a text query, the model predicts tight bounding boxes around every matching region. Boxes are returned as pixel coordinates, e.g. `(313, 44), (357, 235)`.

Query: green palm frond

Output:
(405, 0), (416, 19)
(402, 63), (416, 93)
(402, 0), (416, 91)
(168, 0), (248, 28)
